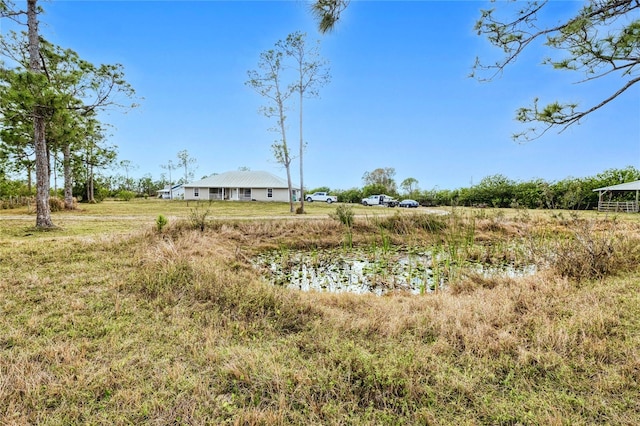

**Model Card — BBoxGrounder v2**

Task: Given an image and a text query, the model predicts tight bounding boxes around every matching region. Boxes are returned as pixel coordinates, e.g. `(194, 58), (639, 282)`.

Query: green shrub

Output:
(330, 204), (354, 228)
(189, 204), (210, 231)
(156, 214), (168, 232)
(117, 190), (136, 201)
(95, 187), (110, 202)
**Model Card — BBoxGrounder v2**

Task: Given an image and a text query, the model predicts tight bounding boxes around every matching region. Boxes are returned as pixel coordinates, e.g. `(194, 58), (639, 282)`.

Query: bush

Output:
(117, 190), (136, 201)
(336, 188), (363, 204)
(156, 214), (168, 232)
(189, 204), (210, 232)
(330, 204), (354, 228)
(536, 218), (640, 281)
(49, 197), (65, 212)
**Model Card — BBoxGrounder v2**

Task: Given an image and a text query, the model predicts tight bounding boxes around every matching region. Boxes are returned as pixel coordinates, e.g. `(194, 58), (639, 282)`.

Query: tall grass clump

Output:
(374, 212), (449, 236)
(534, 217), (640, 281)
(331, 204), (354, 248)
(49, 196), (65, 212)
(128, 228), (320, 333)
(189, 203), (211, 231)
(129, 238), (195, 300)
(412, 212), (448, 232)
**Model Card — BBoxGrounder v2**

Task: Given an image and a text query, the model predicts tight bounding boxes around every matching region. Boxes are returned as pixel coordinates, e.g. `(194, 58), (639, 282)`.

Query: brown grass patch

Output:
(2, 208), (640, 424)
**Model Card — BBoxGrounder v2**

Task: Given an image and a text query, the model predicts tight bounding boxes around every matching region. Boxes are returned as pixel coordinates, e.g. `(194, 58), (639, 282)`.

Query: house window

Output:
(241, 188), (251, 199)
(209, 188), (222, 200)
(194, 188), (199, 197)
(267, 188), (273, 198)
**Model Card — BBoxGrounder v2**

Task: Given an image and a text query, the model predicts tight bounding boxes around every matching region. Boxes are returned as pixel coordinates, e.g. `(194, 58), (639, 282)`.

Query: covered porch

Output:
(593, 180), (640, 212)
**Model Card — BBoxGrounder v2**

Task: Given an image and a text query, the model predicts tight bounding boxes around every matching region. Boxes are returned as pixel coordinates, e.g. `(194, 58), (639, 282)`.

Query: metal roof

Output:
(592, 180), (640, 192)
(184, 170), (295, 189)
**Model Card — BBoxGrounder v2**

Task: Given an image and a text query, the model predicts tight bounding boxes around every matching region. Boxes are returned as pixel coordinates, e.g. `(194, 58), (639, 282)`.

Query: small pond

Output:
(253, 246), (536, 296)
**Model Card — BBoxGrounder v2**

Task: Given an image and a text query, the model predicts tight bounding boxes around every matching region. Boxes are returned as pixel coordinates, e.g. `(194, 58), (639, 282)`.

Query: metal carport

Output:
(593, 180), (640, 212)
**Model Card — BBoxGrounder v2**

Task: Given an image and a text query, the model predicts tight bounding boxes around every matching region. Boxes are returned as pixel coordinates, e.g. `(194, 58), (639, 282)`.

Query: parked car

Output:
(305, 192), (337, 203)
(361, 194), (398, 207)
(399, 199), (419, 208)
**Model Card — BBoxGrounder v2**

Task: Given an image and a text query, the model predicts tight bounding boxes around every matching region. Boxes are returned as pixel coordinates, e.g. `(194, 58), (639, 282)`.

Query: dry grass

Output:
(1, 205), (639, 424)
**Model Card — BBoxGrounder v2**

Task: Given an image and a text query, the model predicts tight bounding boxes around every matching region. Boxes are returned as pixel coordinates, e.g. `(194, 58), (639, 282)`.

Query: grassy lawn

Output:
(1, 201), (639, 424)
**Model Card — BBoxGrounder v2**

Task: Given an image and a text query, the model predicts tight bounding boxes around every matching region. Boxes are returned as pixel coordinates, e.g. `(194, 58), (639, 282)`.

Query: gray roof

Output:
(184, 170), (295, 189)
(593, 180), (640, 192)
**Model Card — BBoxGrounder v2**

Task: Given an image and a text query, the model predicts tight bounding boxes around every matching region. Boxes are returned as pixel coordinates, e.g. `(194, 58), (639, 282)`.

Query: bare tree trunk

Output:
(299, 89), (305, 214)
(285, 163), (294, 213)
(278, 111), (294, 213)
(27, 166), (32, 193)
(87, 163), (95, 203)
(28, 0), (54, 228)
(89, 170), (94, 202)
(53, 155), (57, 193)
(85, 155), (91, 202)
(63, 143), (74, 209)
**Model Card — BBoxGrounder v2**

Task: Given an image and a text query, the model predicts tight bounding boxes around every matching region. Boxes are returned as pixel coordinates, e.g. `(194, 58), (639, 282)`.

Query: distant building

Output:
(593, 180), (640, 212)
(182, 170), (299, 202)
(157, 184), (184, 200)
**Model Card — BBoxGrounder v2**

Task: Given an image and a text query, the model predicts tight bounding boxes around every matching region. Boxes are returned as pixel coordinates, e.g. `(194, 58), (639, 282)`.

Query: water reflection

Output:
(254, 247), (535, 295)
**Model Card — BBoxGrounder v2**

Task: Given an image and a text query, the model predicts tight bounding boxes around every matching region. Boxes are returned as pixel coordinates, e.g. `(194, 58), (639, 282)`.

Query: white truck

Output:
(361, 194), (398, 207)
(305, 192), (338, 203)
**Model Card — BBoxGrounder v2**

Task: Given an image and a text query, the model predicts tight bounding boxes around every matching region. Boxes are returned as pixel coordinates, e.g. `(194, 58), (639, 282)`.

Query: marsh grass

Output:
(1, 205), (640, 424)
(529, 216), (640, 281)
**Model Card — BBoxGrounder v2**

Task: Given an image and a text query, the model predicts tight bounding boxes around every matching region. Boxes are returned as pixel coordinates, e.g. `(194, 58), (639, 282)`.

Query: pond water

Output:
(253, 247), (535, 296)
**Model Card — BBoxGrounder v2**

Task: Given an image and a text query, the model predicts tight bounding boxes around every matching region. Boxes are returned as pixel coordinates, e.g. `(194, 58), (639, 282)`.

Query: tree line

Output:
(308, 166), (640, 210)
(0, 148), (200, 205)
(3, 161), (639, 211)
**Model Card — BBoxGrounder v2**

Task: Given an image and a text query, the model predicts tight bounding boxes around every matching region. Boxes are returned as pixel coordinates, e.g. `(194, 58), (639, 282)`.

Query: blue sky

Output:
(5, 1), (640, 191)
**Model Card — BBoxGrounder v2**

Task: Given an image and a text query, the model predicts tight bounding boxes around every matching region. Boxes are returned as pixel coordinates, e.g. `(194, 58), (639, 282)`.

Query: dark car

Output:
(399, 199), (419, 208)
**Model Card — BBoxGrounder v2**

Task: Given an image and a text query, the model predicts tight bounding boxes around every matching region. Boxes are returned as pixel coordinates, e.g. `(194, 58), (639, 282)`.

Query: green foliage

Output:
(336, 187), (363, 204)
(406, 166), (640, 211)
(311, 0), (349, 33)
(307, 186), (331, 195)
(95, 187), (110, 203)
(155, 214), (168, 232)
(362, 167), (397, 194)
(474, 1), (640, 140)
(400, 177), (419, 195)
(330, 204), (354, 228)
(0, 175), (30, 198)
(117, 190), (135, 201)
(512, 180), (545, 209)
(362, 183), (393, 198)
(0, 28), (136, 228)
(189, 204), (210, 232)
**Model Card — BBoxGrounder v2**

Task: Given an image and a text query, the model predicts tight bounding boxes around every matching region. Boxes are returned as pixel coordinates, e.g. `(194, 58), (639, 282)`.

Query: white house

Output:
(157, 184), (184, 200)
(182, 170), (300, 202)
